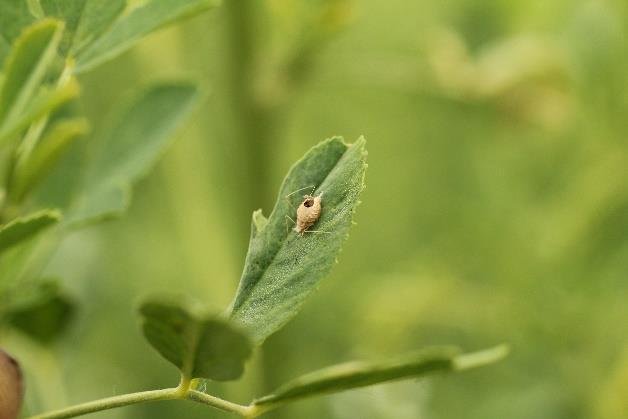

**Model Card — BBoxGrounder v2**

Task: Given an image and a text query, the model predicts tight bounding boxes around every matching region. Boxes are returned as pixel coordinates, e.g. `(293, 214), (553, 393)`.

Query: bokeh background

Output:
(13, 0), (628, 418)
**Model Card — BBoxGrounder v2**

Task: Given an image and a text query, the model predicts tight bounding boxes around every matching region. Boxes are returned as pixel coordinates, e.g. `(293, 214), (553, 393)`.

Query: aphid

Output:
(285, 186), (329, 236)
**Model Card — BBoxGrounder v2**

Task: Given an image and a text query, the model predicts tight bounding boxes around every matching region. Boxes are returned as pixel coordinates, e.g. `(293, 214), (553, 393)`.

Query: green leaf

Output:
(0, 235), (61, 318)
(1, 276), (57, 315)
(72, 0), (126, 55)
(0, 0), (36, 50)
(75, 0), (218, 73)
(0, 19), (64, 146)
(0, 350), (22, 419)
(7, 279), (75, 344)
(67, 82), (201, 226)
(9, 117), (88, 203)
(229, 137), (367, 344)
(0, 38), (10, 64)
(0, 210), (60, 255)
(0, 77), (80, 145)
(252, 346), (509, 408)
(139, 300), (253, 381)
(40, 0), (86, 53)
(68, 184), (130, 226)
(0, 240), (41, 301)
(41, 0), (126, 55)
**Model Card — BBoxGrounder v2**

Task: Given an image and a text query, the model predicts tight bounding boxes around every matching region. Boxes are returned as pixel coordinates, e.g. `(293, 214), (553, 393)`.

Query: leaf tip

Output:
(452, 344), (510, 371)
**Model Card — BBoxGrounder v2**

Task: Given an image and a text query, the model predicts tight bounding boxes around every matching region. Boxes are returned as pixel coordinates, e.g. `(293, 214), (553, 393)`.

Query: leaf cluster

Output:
(0, 2), (507, 418)
(0, 0), (213, 343)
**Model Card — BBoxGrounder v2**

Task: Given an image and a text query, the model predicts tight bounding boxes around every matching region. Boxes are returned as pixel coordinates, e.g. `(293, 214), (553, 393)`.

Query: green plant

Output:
(0, 2), (507, 419)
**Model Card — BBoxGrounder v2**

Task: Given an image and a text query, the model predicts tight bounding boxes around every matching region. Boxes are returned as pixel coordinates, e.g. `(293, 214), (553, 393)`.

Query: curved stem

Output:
(186, 390), (252, 417)
(28, 388), (181, 419)
(27, 381), (255, 419)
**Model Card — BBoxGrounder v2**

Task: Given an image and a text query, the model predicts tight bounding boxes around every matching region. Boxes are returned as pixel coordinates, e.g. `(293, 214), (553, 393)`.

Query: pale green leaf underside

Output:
(67, 82), (201, 225)
(75, 0), (218, 73)
(0, 210), (60, 254)
(140, 300), (253, 381)
(230, 137), (367, 344)
(254, 345), (509, 406)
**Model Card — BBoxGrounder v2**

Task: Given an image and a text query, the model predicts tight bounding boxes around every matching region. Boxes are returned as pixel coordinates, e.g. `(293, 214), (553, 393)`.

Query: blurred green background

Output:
(14, 0), (628, 417)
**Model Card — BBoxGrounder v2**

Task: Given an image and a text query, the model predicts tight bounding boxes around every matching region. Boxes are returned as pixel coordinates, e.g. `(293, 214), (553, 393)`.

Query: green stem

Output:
(187, 390), (252, 417)
(27, 388), (181, 419)
(224, 0), (275, 213)
(27, 379), (255, 419)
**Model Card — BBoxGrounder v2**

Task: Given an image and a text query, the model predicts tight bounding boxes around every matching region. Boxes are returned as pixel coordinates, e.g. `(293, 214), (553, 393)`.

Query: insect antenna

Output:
(285, 185), (316, 198)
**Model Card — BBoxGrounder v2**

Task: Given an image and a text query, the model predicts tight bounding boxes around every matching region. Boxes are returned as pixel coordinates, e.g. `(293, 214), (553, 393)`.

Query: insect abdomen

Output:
(294, 196), (322, 234)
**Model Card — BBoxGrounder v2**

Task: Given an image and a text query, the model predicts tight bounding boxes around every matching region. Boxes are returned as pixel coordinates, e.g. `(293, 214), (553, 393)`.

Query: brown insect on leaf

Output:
(285, 186), (330, 236)
(0, 349), (23, 419)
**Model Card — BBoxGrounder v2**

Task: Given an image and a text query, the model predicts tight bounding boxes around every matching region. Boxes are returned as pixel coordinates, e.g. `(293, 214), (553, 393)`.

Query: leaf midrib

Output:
(183, 318), (202, 380)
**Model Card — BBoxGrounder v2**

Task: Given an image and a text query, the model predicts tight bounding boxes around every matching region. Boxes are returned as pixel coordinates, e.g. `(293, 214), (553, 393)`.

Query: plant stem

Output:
(27, 388), (181, 419)
(224, 0), (276, 214)
(187, 390), (252, 416)
(27, 385), (255, 419)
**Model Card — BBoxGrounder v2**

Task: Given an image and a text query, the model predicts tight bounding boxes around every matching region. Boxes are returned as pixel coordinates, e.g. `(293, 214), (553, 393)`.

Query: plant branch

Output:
(27, 388), (181, 419)
(27, 379), (254, 419)
(187, 390), (252, 417)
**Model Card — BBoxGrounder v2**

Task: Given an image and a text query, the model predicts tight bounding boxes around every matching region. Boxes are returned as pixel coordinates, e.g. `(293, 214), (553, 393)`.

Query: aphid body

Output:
(294, 194), (322, 235)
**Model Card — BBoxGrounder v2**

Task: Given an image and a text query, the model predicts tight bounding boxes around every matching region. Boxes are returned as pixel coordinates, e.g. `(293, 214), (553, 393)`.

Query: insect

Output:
(285, 186), (330, 236)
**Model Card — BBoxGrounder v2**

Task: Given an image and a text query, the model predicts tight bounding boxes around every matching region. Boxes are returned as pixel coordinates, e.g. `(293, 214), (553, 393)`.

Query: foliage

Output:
(140, 300), (252, 382)
(0, 2), (214, 416)
(252, 345), (508, 408)
(9, 0), (621, 418)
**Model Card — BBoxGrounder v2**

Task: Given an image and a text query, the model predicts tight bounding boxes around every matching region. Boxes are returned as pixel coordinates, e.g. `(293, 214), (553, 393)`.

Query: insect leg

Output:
(285, 215), (296, 233)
